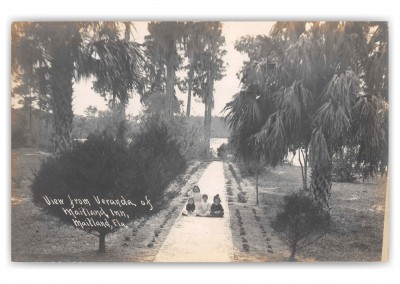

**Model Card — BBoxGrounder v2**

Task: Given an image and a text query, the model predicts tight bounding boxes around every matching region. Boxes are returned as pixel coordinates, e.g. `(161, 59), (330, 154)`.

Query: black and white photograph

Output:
(10, 20), (389, 263)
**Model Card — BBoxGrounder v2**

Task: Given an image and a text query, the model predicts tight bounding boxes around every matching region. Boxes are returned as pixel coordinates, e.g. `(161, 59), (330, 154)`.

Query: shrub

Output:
(217, 143), (227, 159)
(130, 120), (187, 193)
(166, 116), (207, 161)
(271, 193), (330, 261)
(237, 191), (248, 203)
(141, 113), (206, 161)
(332, 147), (361, 182)
(31, 123), (185, 253)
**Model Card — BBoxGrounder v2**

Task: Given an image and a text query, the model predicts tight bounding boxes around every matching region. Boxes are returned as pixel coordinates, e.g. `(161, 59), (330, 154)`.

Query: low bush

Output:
(237, 191), (248, 203)
(31, 122), (185, 253)
(271, 192), (330, 261)
(332, 147), (361, 182)
(217, 143), (228, 159)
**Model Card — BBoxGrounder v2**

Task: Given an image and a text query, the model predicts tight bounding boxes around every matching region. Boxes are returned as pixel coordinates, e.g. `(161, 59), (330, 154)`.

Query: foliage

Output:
(331, 147), (361, 182)
(141, 22), (185, 117)
(142, 21), (227, 156)
(141, 91), (182, 121)
(90, 23), (144, 111)
(12, 22), (145, 155)
(11, 108), (53, 150)
(217, 143), (228, 159)
(11, 128), (27, 148)
(131, 119), (187, 189)
(271, 193), (330, 261)
(224, 22), (388, 212)
(141, 111), (207, 161)
(31, 124), (185, 253)
(237, 191), (248, 203)
(71, 108), (140, 141)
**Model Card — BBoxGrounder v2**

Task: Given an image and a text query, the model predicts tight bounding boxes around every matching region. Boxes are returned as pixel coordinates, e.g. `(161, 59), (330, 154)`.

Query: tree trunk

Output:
(255, 170), (259, 206)
(166, 42), (176, 117)
(49, 50), (74, 156)
(204, 65), (215, 157)
(26, 92), (33, 147)
(310, 163), (332, 214)
(304, 148), (308, 189)
(204, 95), (212, 157)
(186, 67), (193, 117)
(124, 22), (131, 41)
(98, 232), (106, 253)
(299, 147), (309, 191)
(289, 244), (297, 261)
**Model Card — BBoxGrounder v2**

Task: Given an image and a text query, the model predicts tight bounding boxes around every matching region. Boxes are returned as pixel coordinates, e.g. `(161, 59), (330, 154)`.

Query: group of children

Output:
(182, 185), (224, 217)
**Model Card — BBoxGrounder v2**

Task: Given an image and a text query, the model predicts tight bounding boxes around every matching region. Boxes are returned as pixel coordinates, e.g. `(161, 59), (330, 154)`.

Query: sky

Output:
(72, 21), (276, 117)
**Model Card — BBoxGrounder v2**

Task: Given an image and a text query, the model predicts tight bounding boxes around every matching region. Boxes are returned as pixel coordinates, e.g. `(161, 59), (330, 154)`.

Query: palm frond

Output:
(252, 111), (288, 166)
(308, 127), (330, 169)
(313, 70), (360, 142)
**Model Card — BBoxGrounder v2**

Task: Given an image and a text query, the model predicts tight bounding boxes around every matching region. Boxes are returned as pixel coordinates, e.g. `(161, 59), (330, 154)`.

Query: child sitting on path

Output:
(182, 197), (196, 216)
(210, 194), (224, 217)
(189, 185), (202, 204)
(196, 194), (211, 217)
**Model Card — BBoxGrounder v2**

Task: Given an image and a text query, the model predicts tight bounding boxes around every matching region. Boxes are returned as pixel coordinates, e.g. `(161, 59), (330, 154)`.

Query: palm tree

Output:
(224, 87), (268, 205)
(225, 22), (388, 213)
(90, 22), (144, 136)
(225, 35), (279, 204)
(13, 22), (144, 155)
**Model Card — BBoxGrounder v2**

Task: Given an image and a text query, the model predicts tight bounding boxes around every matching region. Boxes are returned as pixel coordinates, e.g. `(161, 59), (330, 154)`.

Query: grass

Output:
(224, 161), (387, 262)
(11, 148), (208, 262)
(11, 148), (386, 262)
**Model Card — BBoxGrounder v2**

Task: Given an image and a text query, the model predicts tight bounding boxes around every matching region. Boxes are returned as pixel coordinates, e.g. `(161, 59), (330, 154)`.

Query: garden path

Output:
(153, 161), (234, 262)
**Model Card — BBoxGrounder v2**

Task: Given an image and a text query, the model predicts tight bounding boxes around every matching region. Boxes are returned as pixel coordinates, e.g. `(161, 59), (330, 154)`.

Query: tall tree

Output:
(182, 22), (207, 117)
(225, 35), (276, 204)
(90, 22), (144, 136)
(13, 22), (83, 155)
(12, 22), (144, 155)
(12, 68), (42, 145)
(225, 22), (388, 213)
(146, 22), (185, 117)
(191, 22), (226, 154)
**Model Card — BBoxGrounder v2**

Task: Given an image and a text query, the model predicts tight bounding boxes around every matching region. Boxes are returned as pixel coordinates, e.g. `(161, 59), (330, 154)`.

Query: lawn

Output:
(11, 148), (387, 262)
(224, 160), (387, 262)
(11, 148), (208, 262)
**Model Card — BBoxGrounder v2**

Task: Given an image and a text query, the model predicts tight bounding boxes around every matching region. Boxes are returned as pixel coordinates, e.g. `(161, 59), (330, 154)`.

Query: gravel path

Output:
(154, 161), (234, 262)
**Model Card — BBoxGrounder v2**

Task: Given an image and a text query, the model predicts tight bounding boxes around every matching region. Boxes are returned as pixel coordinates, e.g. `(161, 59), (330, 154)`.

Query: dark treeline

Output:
(12, 21), (227, 156)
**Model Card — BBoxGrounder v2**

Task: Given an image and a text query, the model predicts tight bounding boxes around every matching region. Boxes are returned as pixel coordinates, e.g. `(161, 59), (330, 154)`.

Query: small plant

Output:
(237, 191), (248, 203)
(154, 229), (161, 237)
(271, 192), (330, 261)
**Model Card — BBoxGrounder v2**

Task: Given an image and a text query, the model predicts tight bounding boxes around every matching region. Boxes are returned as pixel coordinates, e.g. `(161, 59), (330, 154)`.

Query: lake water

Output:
(210, 138), (228, 157)
(209, 137), (304, 167)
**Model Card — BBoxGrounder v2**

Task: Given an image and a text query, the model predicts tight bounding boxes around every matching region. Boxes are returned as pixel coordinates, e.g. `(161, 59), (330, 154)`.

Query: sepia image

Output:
(11, 21), (388, 262)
